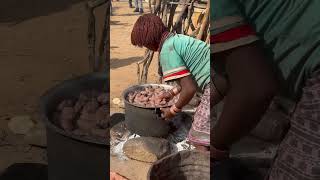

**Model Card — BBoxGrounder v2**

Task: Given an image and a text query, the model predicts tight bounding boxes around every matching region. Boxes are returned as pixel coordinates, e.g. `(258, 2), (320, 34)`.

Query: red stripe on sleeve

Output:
(210, 24), (256, 43)
(163, 69), (190, 79)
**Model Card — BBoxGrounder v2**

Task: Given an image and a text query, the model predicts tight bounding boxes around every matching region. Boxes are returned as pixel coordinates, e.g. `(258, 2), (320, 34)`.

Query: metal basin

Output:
(148, 150), (210, 180)
(122, 84), (174, 137)
(40, 73), (108, 180)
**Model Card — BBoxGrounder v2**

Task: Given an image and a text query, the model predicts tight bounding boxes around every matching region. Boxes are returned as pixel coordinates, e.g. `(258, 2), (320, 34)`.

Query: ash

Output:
(110, 112), (195, 160)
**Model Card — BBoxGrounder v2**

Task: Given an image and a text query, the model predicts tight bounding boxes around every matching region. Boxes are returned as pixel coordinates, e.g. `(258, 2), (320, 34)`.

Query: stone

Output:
(24, 122), (46, 147)
(110, 121), (131, 143)
(112, 98), (121, 105)
(8, 115), (35, 135)
(123, 137), (171, 163)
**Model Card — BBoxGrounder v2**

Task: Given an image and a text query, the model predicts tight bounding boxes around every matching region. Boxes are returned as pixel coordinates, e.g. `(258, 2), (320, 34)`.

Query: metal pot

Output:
(40, 73), (108, 180)
(148, 150), (210, 180)
(122, 84), (174, 137)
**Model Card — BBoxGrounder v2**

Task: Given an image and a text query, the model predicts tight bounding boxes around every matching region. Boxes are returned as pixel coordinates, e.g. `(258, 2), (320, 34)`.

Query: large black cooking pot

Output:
(40, 73), (108, 180)
(122, 84), (174, 137)
(148, 150), (265, 180)
(148, 150), (210, 180)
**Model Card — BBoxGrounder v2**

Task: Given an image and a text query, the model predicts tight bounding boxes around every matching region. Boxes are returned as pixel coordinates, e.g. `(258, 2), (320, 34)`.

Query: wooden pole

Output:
(196, 2), (209, 40)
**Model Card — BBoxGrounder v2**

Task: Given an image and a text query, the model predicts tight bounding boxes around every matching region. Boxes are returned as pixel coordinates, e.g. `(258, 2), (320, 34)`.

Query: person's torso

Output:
(212, 0), (320, 100)
(160, 34), (210, 90)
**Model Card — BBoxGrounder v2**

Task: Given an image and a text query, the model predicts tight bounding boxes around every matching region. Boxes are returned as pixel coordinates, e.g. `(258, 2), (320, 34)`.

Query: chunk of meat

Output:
(97, 93), (109, 104)
(74, 100), (86, 114)
(60, 107), (75, 131)
(95, 105), (109, 128)
(126, 86), (177, 107)
(77, 118), (96, 131)
(82, 99), (99, 113)
(57, 100), (73, 111)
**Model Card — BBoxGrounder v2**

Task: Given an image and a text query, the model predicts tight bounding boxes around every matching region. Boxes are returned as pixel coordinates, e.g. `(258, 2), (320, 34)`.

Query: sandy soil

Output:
(0, 0), (107, 172)
(0, 0), (157, 178)
(110, 1), (158, 113)
(110, 2), (157, 179)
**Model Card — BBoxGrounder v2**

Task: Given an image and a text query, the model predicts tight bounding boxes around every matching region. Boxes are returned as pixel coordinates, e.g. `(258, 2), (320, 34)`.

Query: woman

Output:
(211, 0), (320, 179)
(131, 14), (213, 151)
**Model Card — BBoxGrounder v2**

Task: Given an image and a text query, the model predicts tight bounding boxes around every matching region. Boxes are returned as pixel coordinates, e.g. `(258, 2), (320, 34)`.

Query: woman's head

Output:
(131, 14), (168, 51)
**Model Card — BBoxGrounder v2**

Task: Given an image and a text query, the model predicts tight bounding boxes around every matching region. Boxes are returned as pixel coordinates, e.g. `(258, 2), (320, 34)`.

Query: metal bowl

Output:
(40, 73), (108, 180)
(122, 83), (175, 108)
(148, 150), (210, 180)
(122, 84), (174, 137)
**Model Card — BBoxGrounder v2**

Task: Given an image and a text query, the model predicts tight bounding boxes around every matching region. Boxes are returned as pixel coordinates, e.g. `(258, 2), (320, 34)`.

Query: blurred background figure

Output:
(133, 0), (143, 13)
(129, 0), (133, 8)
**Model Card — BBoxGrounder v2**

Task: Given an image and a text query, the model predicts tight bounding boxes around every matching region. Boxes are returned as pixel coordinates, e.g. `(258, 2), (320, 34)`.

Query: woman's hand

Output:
(160, 107), (175, 120)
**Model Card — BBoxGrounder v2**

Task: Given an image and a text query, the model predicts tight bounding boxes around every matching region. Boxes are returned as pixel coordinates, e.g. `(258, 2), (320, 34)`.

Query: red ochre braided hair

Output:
(131, 14), (168, 47)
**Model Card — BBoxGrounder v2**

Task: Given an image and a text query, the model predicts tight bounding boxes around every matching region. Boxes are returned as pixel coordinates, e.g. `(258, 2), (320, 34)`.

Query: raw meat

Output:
(127, 86), (178, 107)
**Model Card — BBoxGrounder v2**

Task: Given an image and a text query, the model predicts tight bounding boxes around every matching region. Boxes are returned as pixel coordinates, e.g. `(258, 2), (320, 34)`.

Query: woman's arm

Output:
(161, 75), (197, 119)
(175, 75), (197, 109)
(212, 42), (278, 150)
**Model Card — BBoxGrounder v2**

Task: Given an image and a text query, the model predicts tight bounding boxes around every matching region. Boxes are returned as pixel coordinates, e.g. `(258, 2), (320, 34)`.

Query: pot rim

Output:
(122, 83), (175, 109)
(147, 150), (210, 180)
(39, 73), (109, 146)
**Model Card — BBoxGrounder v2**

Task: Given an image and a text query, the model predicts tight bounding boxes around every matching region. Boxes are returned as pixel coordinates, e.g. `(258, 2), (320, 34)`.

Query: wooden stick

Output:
(137, 50), (151, 83)
(190, 9), (205, 37)
(160, 0), (165, 18)
(172, 0), (191, 31)
(149, 0), (153, 13)
(184, 1), (194, 34)
(167, 4), (177, 31)
(190, 20), (195, 31)
(205, 30), (210, 44)
(141, 51), (154, 83)
(196, 2), (209, 40)
(166, 1), (206, 9)
(162, 0), (168, 25)
(196, 15), (208, 40)
(154, 0), (162, 15)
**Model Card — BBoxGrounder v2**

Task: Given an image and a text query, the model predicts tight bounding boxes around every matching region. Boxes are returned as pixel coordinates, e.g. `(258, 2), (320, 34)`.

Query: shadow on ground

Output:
(111, 20), (130, 26)
(110, 56), (142, 69)
(0, 0), (88, 25)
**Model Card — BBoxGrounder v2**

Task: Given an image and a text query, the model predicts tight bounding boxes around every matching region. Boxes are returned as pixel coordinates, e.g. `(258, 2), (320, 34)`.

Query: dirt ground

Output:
(0, 0), (156, 177)
(110, 1), (157, 179)
(0, 0), (107, 173)
(110, 1), (158, 113)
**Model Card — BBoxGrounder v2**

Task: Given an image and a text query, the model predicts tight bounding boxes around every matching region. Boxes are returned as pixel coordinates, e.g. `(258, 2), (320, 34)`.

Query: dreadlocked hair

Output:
(131, 14), (168, 47)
